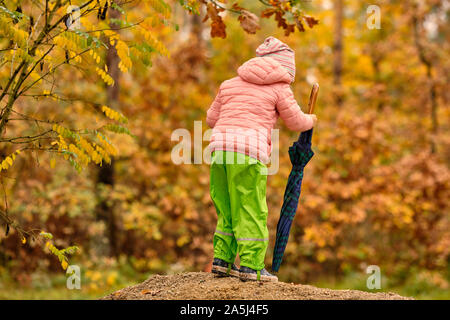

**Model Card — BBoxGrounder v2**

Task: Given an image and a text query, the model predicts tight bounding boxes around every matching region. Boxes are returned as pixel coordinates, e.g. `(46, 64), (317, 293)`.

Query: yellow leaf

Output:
(21, 237), (26, 244)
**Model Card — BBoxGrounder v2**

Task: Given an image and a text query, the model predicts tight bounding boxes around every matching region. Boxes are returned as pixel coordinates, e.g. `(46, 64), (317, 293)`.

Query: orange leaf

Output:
(238, 10), (261, 34)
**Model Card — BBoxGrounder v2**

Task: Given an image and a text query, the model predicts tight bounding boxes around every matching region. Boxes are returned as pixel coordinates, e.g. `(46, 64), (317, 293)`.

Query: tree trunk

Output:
(412, 14), (438, 153)
(371, 55), (385, 111)
(333, 0), (344, 106)
(95, 3), (121, 257)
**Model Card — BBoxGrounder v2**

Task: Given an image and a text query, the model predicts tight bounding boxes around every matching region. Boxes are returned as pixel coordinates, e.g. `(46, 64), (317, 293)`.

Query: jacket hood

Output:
(237, 57), (293, 85)
(256, 36), (296, 81)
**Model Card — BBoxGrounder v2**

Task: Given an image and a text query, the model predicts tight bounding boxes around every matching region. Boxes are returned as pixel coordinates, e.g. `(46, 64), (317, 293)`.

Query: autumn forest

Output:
(0, 0), (449, 299)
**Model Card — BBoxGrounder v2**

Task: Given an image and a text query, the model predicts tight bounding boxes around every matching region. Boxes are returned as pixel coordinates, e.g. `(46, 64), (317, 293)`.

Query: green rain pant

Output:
(210, 151), (269, 271)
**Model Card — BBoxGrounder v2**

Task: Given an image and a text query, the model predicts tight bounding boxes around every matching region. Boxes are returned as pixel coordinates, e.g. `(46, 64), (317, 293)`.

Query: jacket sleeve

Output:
(275, 84), (314, 132)
(206, 86), (222, 128)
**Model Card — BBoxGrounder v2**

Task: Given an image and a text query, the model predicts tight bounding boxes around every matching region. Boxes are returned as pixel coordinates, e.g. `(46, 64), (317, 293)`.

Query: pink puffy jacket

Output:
(206, 56), (314, 164)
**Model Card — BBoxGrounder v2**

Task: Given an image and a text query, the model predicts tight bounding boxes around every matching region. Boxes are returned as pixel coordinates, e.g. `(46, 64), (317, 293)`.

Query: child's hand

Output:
(310, 114), (318, 127)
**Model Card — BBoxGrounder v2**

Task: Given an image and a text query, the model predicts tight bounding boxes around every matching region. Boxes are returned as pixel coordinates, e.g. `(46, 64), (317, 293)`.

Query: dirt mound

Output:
(102, 272), (412, 300)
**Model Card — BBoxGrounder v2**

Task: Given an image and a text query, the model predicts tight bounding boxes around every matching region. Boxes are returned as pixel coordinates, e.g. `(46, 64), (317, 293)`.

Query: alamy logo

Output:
(366, 5), (381, 30)
(366, 265), (381, 289)
(171, 121), (280, 175)
(65, 5), (81, 30)
(66, 265), (81, 289)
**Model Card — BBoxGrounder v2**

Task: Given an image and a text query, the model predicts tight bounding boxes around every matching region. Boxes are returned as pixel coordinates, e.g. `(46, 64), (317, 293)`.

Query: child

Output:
(207, 37), (317, 282)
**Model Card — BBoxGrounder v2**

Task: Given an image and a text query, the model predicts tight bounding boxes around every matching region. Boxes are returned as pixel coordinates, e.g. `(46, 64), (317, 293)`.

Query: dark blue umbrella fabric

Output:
(272, 128), (314, 272)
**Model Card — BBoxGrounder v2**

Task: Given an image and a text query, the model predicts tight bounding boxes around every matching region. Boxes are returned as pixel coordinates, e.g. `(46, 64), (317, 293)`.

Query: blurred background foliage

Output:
(0, 0), (449, 299)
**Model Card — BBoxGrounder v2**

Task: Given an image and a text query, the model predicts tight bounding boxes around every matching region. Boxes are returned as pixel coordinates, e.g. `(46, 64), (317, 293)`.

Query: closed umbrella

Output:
(272, 83), (319, 272)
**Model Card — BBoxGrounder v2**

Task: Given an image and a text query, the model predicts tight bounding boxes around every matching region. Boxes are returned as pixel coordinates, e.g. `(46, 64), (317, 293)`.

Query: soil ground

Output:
(102, 272), (412, 300)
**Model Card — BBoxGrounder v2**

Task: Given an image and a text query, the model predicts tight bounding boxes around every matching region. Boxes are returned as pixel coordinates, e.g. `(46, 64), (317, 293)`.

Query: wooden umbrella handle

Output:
(307, 83), (319, 114)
